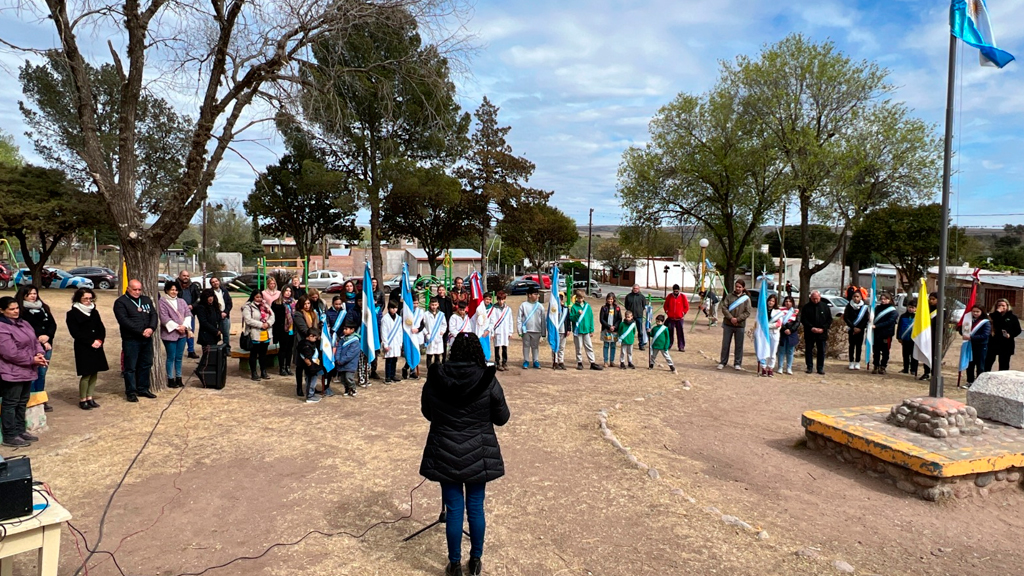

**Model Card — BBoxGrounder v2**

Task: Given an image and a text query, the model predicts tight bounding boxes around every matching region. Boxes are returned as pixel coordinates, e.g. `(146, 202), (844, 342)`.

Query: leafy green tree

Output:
(595, 239), (636, 285)
(849, 203), (943, 292)
(296, 4), (469, 281)
(457, 97), (550, 280)
(496, 204), (577, 272)
(245, 154), (360, 263)
(206, 199), (263, 259)
(381, 162), (475, 275)
(766, 225), (840, 261)
(0, 165), (105, 288)
(0, 130), (23, 168)
(731, 34), (940, 301)
(617, 85), (786, 283)
(618, 225), (679, 259)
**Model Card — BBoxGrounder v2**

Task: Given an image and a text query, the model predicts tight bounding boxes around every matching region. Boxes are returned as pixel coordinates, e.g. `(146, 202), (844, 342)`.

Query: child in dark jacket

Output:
(870, 292), (899, 374)
(897, 301), (918, 376)
(296, 331), (322, 403)
(334, 323), (361, 397)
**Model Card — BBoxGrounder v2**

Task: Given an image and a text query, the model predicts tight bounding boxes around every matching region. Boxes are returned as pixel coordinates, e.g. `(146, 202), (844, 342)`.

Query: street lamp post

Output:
(586, 208), (594, 296)
(663, 265), (670, 298)
(699, 238), (709, 292)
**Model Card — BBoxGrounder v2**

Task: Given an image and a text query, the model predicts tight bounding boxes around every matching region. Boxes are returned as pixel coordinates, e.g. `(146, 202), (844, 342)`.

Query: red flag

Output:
(467, 271), (484, 318)
(957, 268), (981, 329)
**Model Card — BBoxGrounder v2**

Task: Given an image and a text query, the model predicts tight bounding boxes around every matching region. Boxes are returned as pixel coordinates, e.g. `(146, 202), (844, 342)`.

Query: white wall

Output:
(633, 260), (698, 290)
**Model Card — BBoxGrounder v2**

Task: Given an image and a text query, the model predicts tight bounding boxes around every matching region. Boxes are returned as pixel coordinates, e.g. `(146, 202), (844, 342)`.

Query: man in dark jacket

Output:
(801, 290), (833, 374)
(624, 284), (648, 350)
(113, 279), (159, 401)
(176, 271), (202, 358)
(210, 277), (233, 348)
(420, 333), (509, 576)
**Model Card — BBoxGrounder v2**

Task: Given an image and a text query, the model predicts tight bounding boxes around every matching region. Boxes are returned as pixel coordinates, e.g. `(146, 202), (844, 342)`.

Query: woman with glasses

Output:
(66, 288), (109, 409)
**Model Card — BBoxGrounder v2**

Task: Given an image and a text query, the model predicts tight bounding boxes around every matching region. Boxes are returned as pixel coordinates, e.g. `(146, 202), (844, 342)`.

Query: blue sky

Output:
(1, 0), (1022, 228)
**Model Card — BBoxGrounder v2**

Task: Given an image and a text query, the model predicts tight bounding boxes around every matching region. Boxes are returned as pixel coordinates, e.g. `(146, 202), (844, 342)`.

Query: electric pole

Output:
(586, 208), (594, 296)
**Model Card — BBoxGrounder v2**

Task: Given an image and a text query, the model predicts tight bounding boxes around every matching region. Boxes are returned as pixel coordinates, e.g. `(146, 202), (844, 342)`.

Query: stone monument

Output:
(967, 370), (1024, 428)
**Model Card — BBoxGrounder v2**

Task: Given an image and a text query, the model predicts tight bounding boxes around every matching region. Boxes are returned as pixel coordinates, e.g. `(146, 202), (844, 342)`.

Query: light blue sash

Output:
(727, 294), (749, 312)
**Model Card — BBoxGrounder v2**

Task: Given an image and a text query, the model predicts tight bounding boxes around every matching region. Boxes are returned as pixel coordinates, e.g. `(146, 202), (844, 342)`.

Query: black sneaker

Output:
(2, 436), (29, 448)
(620, 362), (626, 369)
(577, 362), (584, 370)
(806, 368), (813, 374)
(445, 562), (463, 576)
(187, 351), (200, 359)
(19, 432), (38, 443)
(590, 363), (603, 370)
(126, 394), (139, 403)
(43, 403), (53, 413)
(670, 366), (677, 373)
(467, 557), (482, 576)
(649, 363), (654, 370)
(628, 363), (636, 369)
(817, 370), (826, 375)
(138, 390), (157, 399)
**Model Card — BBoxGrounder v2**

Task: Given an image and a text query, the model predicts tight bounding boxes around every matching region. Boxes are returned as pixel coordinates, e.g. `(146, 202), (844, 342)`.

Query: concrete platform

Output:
(802, 405), (1024, 500)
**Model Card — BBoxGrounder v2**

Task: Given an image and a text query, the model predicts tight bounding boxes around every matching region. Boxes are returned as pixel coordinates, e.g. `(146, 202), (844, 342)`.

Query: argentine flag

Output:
(361, 262), (380, 364)
(320, 319), (335, 373)
(547, 266), (563, 353)
(753, 275), (772, 366)
(864, 271), (877, 366)
(951, 0), (1015, 68)
(400, 263), (421, 370)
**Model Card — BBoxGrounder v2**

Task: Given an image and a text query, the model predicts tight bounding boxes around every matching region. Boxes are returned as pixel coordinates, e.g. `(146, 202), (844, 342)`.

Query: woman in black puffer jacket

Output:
(420, 332), (510, 576)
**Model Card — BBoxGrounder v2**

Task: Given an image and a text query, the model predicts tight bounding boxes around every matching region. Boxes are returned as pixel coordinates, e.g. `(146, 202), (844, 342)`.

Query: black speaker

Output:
(197, 343), (228, 390)
(0, 457), (32, 521)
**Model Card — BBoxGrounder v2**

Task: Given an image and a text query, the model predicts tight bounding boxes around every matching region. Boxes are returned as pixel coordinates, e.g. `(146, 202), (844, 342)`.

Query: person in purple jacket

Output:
(0, 296), (48, 448)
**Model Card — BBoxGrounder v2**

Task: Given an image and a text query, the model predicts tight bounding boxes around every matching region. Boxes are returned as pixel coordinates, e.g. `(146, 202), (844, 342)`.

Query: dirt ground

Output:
(3, 290), (1023, 576)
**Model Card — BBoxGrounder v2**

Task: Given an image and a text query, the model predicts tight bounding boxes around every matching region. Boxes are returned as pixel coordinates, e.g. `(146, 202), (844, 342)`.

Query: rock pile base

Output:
(887, 396), (984, 438)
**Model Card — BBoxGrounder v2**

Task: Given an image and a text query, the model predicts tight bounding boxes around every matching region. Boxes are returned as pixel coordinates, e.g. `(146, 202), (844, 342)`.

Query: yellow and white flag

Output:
(912, 278), (932, 368)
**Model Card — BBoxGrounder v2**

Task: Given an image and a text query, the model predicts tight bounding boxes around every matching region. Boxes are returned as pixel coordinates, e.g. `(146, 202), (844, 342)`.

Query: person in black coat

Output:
(870, 292), (899, 374)
(17, 285), (57, 412)
(842, 291), (869, 370)
(420, 332), (510, 576)
(800, 291), (833, 375)
(194, 288), (223, 347)
(66, 288), (109, 410)
(113, 279), (159, 402)
(986, 298), (1022, 372)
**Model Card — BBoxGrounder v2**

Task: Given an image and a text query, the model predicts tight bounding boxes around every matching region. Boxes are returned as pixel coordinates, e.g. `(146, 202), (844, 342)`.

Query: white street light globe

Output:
(699, 238), (709, 249)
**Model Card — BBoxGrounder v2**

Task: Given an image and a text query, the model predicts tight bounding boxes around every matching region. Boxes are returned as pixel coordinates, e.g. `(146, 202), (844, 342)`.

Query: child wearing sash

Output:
(870, 292), (898, 374)
(648, 314), (676, 372)
(617, 310), (637, 369)
(380, 301), (403, 383)
(475, 292), (495, 365)
(423, 298), (446, 366)
(600, 293), (622, 367)
(491, 291), (513, 371)
(963, 304), (991, 386)
(570, 290), (602, 371)
(550, 292), (570, 370)
(843, 291), (869, 370)
(760, 294), (783, 377)
(334, 321), (361, 397)
(517, 287), (545, 369)
(402, 293), (426, 380)
(297, 330), (322, 403)
(448, 300), (474, 346)
(897, 300), (918, 376)
(777, 296), (800, 375)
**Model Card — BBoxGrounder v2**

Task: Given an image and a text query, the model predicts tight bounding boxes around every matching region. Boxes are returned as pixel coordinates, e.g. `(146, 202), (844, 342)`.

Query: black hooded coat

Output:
(419, 361), (510, 484)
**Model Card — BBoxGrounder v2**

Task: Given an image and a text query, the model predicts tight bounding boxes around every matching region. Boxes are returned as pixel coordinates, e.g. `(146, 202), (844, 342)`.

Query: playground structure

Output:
(689, 258), (724, 329)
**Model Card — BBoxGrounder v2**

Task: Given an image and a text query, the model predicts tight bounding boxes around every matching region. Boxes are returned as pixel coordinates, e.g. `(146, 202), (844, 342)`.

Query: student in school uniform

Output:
(423, 298), (447, 367)
(474, 292), (495, 365)
(870, 292), (898, 375)
(517, 287), (545, 369)
(648, 314), (676, 373)
(333, 320), (360, 397)
(843, 291), (870, 371)
(776, 295), (800, 375)
(491, 291), (513, 371)
(402, 293), (426, 380)
(759, 294), (783, 377)
(448, 300), (475, 347)
(569, 290), (602, 371)
(380, 301), (404, 383)
(550, 292), (571, 370)
(599, 293), (622, 367)
(963, 304), (992, 387)
(897, 299), (918, 376)
(617, 309), (637, 369)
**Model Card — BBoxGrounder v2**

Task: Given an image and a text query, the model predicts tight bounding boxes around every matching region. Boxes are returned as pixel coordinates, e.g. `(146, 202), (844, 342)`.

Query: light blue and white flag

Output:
(951, 0), (1015, 68)
(361, 262), (380, 363)
(864, 271), (877, 365)
(401, 263), (421, 370)
(547, 266), (562, 353)
(753, 274), (772, 365)
(320, 319), (335, 373)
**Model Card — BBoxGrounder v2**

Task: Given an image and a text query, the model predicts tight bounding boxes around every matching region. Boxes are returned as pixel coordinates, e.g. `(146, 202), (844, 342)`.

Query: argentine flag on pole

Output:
(951, 0), (1015, 68)
(401, 263), (421, 370)
(547, 266), (562, 353)
(912, 279), (933, 368)
(864, 271), (877, 366)
(468, 270), (491, 362)
(320, 319), (335, 373)
(361, 262), (380, 364)
(753, 274), (772, 366)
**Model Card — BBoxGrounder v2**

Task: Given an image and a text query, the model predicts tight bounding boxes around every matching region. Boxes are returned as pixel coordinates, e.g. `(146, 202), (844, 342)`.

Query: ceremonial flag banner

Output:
(401, 263), (421, 370)
(547, 267), (562, 353)
(950, 0), (1016, 68)
(912, 279), (933, 368)
(864, 271), (877, 365)
(753, 276), (771, 365)
(320, 319), (335, 373)
(958, 268), (981, 330)
(468, 270), (491, 361)
(361, 262), (379, 364)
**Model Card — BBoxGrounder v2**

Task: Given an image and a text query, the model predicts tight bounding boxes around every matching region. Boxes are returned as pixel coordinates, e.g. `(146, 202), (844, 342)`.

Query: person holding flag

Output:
(319, 309), (337, 396)
(491, 291), (513, 371)
(467, 272), (492, 363)
(863, 271), (878, 371)
(843, 291), (870, 371)
(869, 292), (898, 375)
(986, 298), (1022, 372)
(401, 263), (424, 378)
(519, 286), (545, 369)
(569, 289), (602, 371)
(360, 262), (380, 386)
(550, 292), (570, 370)
(917, 292), (941, 381)
(755, 293), (783, 377)
(961, 305), (991, 387)
(423, 297), (447, 367)
(912, 281), (934, 380)
(897, 299), (919, 377)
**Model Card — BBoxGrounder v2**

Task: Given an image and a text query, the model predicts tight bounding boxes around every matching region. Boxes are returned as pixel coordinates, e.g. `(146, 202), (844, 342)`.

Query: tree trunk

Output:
(429, 259), (439, 277)
(479, 226), (488, 279)
(369, 197), (384, 283)
(15, 231), (43, 290)
(123, 238), (166, 392)
(849, 257), (861, 287)
(798, 191), (812, 304)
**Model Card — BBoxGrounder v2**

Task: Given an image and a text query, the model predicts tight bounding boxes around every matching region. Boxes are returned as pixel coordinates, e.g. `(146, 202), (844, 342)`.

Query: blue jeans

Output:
(31, 348), (53, 393)
(221, 317), (232, 347)
(305, 373), (319, 400)
(187, 316), (196, 353)
(440, 482), (486, 563)
(602, 340), (617, 363)
(778, 339), (796, 369)
(163, 338), (187, 379)
(122, 338), (154, 395)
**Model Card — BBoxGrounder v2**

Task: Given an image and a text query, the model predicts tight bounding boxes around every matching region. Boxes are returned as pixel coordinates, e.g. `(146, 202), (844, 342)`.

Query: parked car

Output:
(17, 268), (94, 289)
(68, 266), (118, 290)
(519, 274), (551, 289)
(506, 279), (541, 296)
(306, 269), (346, 289)
(200, 270), (240, 288)
(323, 277), (364, 295)
(0, 261), (15, 289)
(158, 274), (175, 290)
(819, 295), (849, 318)
(572, 279), (603, 299)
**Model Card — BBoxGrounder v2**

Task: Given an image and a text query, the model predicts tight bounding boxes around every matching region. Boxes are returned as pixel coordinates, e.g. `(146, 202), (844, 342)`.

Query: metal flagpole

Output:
(931, 33), (958, 399)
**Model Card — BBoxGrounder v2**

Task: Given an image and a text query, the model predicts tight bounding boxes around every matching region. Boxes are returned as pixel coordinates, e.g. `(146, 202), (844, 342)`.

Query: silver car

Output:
(306, 269), (346, 289)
